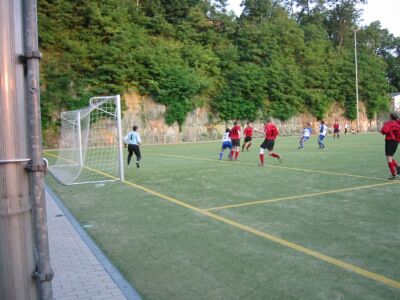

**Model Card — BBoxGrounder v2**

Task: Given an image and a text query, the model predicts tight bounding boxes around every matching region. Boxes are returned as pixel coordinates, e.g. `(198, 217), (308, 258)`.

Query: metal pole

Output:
(116, 95), (125, 181)
(354, 28), (360, 132)
(77, 111), (84, 167)
(0, 0), (37, 299)
(23, 0), (54, 299)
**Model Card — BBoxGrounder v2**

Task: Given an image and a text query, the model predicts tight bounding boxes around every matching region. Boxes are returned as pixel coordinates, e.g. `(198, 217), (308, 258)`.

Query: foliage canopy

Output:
(38, 0), (399, 130)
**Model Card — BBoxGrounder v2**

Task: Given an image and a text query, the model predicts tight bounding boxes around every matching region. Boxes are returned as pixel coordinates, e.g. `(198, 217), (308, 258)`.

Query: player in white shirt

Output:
(318, 121), (327, 149)
(219, 128), (232, 161)
(298, 123), (312, 149)
(124, 125), (142, 168)
(344, 122), (349, 134)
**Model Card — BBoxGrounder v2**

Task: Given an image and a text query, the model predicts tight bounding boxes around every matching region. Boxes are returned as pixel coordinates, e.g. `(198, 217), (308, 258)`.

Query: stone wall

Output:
(122, 91), (386, 144)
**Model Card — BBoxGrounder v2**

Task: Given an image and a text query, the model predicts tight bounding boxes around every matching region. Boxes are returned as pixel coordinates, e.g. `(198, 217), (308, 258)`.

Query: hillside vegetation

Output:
(38, 0), (400, 131)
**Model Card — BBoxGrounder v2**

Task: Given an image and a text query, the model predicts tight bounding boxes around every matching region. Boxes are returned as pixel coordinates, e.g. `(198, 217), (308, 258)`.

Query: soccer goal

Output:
(49, 95), (125, 185)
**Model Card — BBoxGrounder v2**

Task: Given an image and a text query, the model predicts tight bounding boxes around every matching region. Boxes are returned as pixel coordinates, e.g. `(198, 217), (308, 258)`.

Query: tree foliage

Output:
(38, 0), (398, 130)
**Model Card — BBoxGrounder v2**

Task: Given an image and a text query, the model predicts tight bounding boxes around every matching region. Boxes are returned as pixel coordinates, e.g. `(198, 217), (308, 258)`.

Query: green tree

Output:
(150, 65), (204, 129)
(212, 63), (267, 121)
(38, 0), (396, 136)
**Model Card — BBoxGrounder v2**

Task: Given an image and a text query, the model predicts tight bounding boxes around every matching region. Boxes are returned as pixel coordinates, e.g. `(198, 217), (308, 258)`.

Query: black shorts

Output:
(334, 128), (339, 133)
(244, 136), (252, 143)
(385, 140), (398, 156)
(128, 144), (142, 160)
(231, 139), (240, 147)
(260, 139), (275, 151)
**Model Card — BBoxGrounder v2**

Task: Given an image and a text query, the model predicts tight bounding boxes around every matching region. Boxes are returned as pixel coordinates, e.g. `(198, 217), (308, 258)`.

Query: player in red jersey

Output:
(229, 121), (241, 160)
(333, 121), (340, 139)
(242, 122), (254, 152)
(257, 118), (281, 166)
(380, 113), (400, 180)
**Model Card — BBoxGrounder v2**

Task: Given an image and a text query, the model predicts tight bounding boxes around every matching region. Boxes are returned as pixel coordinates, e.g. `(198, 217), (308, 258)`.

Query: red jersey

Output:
(243, 127), (253, 138)
(229, 125), (241, 139)
(264, 123), (279, 140)
(333, 123), (339, 130)
(381, 120), (400, 141)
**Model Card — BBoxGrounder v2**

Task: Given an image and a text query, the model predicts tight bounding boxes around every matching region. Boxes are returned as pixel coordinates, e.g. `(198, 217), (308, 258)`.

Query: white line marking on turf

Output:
(206, 181), (400, 211)
(148, 153), (387, 181)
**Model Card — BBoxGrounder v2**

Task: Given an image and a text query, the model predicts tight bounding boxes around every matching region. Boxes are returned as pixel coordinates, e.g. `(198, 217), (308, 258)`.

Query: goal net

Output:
(49, 95), (124, 185)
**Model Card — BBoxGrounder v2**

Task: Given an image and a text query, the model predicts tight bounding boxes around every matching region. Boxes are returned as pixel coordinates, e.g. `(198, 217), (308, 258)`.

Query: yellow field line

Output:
(206, 210), (400, 290)
(148, 153), (387, 181)
(118, 179), (400, 289)
(45, 151), (118, 180)
(207, 181), (400, 211)
(44, 151), (400, 290)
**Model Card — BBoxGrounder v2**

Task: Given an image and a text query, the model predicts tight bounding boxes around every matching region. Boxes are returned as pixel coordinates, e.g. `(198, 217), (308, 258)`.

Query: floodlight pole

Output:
(353, 27), (360, 133)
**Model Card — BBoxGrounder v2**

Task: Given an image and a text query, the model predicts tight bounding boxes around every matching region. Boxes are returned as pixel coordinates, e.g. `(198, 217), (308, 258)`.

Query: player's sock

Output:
(260, 154), (264, 164)
(219, 152), (223, 160)
(230, 150), (234, 159)
(246, 144), (251, 150)
(388, 162), (396, 175)
(270, 153), (280, 159)
(392, 159), (399, 168)
(235, 150), (239, 160)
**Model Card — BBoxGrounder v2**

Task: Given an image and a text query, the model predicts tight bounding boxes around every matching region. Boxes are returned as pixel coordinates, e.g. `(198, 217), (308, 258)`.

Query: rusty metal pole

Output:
(0, 0), (37, 299)
(23, 0), (54, 298)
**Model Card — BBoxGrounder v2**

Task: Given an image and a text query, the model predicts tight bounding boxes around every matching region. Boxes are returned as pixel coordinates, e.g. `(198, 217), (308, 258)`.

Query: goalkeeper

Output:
(124, 125), (142, 168)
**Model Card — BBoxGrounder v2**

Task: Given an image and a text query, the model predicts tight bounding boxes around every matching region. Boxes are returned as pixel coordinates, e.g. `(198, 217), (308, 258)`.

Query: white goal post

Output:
(49, 95), (125, 185)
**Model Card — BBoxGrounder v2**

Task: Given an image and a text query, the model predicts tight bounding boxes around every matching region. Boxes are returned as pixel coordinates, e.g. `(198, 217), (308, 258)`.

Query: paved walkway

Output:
(46, 188), (141, 300)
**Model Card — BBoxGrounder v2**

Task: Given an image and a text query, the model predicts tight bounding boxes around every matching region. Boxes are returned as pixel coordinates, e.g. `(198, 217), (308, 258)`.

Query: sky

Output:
(227, 0), (400, 37)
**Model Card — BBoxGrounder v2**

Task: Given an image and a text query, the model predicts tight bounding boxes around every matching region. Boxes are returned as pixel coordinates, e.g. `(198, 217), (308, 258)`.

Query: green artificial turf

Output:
(45, 133), (400, 300)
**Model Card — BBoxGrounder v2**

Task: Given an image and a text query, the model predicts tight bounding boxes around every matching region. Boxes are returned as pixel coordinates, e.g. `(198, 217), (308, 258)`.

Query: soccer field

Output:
(45, 133), (400, 300)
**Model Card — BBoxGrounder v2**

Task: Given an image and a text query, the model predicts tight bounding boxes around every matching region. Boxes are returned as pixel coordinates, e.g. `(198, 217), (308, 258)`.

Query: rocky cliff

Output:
(122, 92), (385, 144)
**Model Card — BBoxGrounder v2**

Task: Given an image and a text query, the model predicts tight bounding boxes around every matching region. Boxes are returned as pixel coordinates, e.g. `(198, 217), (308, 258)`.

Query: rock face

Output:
(122, 91), (386, 144)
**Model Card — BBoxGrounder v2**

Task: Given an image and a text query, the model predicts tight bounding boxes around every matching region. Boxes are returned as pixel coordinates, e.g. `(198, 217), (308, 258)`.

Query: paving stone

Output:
(46, 191), (128, 300)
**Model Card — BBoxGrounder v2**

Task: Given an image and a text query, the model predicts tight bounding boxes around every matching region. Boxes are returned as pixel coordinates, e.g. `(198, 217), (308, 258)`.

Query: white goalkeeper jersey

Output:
(125, 131), (141, 145)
